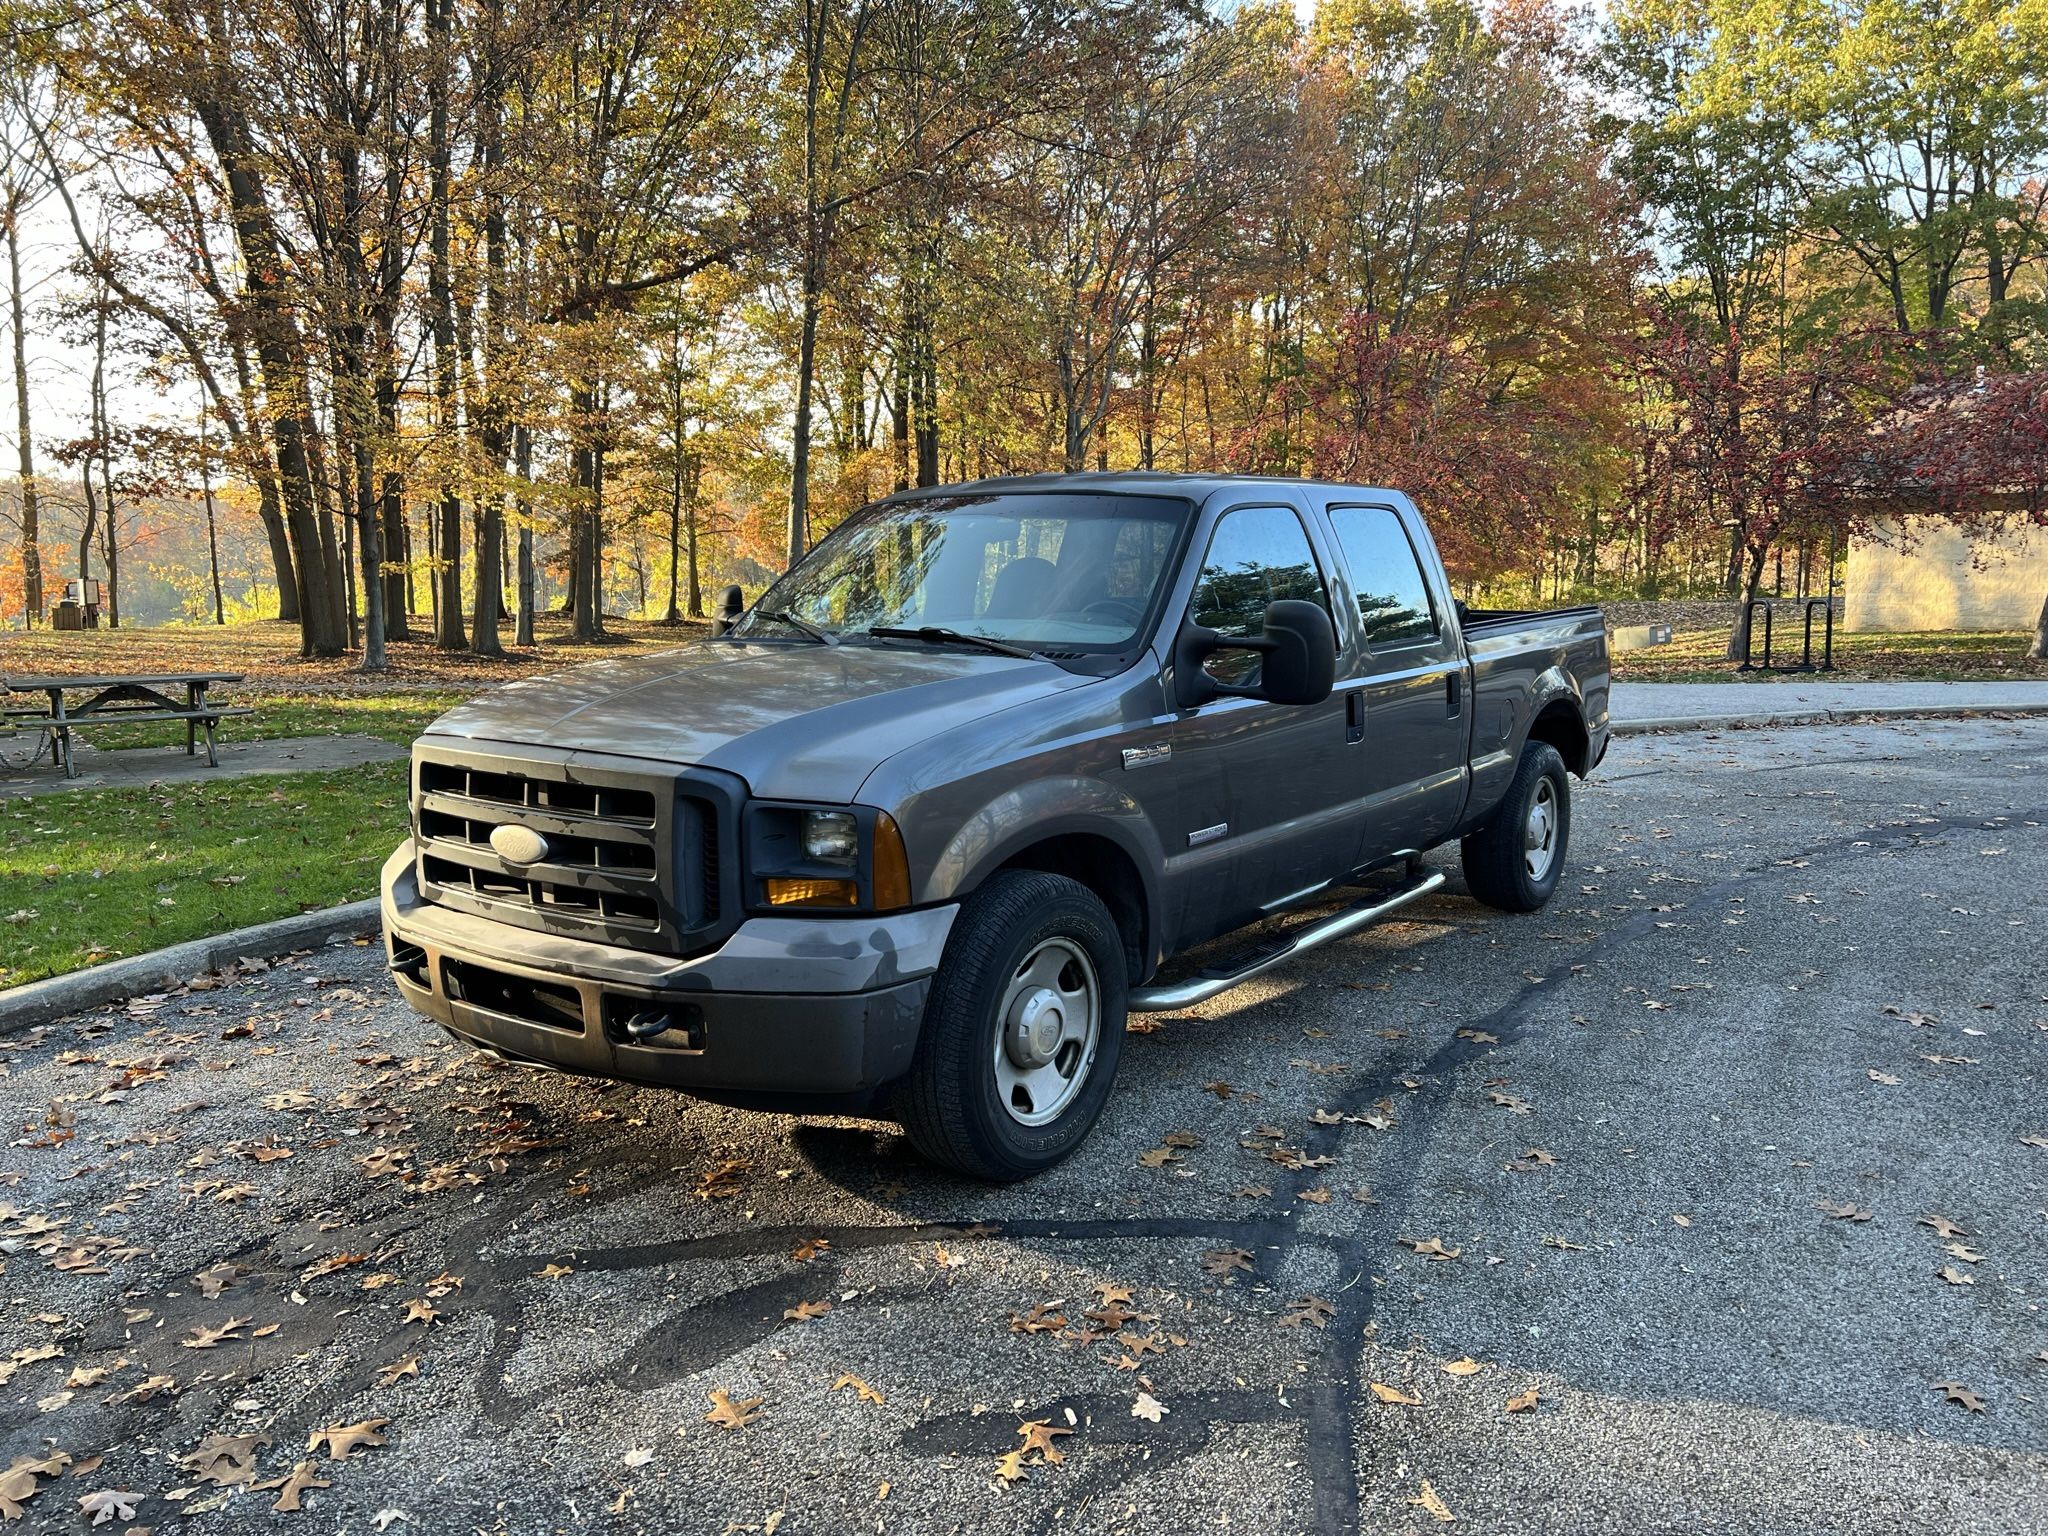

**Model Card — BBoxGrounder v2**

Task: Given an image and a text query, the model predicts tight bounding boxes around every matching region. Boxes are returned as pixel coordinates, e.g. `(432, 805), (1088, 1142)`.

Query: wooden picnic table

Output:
(2, 672), (250, 779)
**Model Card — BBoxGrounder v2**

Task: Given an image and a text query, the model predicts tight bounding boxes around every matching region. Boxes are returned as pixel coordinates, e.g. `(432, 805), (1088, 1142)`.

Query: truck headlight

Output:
(744, 804), (913, 913)
(801, 809), (859, 864)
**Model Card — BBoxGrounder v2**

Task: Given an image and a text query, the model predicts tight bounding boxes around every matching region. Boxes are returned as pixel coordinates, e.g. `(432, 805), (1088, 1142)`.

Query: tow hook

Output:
(622, 1009), (675, 1041)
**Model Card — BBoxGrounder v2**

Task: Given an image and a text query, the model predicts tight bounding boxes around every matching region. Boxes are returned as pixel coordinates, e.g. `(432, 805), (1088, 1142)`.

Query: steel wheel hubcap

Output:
(1524, 778), (1558, 880)
(992, 938), (1100, 1127)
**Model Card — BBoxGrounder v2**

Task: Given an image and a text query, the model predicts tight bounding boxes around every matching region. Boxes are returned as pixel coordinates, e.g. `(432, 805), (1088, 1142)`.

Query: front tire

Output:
(1461, 742), (1570, 913)
(897, 871), (1127, 1181)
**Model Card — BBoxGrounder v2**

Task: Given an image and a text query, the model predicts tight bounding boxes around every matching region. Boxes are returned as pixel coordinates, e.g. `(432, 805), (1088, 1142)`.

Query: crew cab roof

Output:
(874, 471), (1412, 506)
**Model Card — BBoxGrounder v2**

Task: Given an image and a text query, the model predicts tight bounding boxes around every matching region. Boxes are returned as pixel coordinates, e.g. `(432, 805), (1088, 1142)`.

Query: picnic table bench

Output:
(2, 672), (251, 779)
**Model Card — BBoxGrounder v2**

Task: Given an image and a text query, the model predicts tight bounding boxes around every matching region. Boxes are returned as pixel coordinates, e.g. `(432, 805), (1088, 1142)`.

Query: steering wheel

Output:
(1081, 598), (1143, 627)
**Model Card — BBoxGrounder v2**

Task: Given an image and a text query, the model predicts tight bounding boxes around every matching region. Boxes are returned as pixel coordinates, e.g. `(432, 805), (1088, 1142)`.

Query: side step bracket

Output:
(1127, 869), (1446, 1013)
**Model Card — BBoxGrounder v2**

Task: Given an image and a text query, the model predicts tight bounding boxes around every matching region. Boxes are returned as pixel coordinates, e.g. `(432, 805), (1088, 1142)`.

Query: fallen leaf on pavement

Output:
(0, 1453), (68, 1521)
(706, 1388), (763, 1430)
(833, 1374), (884, 1405)
(309, 1419), (389, 1459)
(1505, 1388), (1540, 1413)
(791, 1238), (831, 1262)
(1817, 1201), (1872, 1222)
(1280, 1296), (1335, 1330)
(77, 1487), (140, 1526)
(1016, 1419), (1073, 1463)
(1442, 1358), (1484, 1376)
(1933, 1380), (1986, 1412)
(181, 1316), (253, 1350)
(1487, 1090), (1533, 1114)
(1410, 1480), (1455, 1523)
(180, 1433), (269, 1487)
(1201, 1248), (1253, 1278)
(783, 1300), (833, 1322)
(1398, 1236), (1461, 1261)
(1938, 1266), (1975, 1286)
(1919, 1213), (1969, 1239)
(1131, 1391), (1168, 1422)
(376, 1356), (420, 1386)
(258, 1461), (331, 1512)
(1369, 1382), (1421, 1405)
(1506, 1149), (1557, 1172)
(994, 1450), (1030, 1485)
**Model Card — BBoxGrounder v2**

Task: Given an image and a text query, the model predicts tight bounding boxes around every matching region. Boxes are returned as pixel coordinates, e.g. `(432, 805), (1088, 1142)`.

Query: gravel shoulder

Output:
(1, 717), (2043, 1535)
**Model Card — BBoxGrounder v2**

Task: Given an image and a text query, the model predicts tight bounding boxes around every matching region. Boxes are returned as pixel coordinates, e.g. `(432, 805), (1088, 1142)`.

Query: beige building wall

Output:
(1845, 516), (2048, 632)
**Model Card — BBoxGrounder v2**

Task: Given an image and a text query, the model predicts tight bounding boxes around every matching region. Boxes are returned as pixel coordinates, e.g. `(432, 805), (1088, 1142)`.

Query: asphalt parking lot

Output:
(3, 716), (2045, 1535)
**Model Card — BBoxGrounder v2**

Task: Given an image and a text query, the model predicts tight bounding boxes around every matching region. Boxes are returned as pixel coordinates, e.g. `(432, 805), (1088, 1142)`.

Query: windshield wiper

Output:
(864, 625), (1040, 660)
(752, 609), (839, 645)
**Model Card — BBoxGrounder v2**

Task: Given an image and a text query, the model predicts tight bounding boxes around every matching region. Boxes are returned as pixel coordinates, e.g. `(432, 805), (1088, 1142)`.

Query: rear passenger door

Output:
(1325, 503), (1471, 858)
(1164, 501), (1364, 943)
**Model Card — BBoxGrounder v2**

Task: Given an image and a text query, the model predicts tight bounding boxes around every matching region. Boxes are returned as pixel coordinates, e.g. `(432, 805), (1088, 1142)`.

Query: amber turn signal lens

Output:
(763, 876), (859, 908)
(872, 811), (913, 912)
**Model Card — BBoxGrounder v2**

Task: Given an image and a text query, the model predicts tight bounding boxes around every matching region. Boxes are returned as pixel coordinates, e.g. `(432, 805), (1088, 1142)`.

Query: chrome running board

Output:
(1128, 869), (1446, 1012)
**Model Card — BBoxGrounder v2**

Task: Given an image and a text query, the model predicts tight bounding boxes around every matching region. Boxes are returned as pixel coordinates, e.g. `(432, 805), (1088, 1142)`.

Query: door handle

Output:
(1345, 690), (1364, 744)
(1445, 673), (1462, 718)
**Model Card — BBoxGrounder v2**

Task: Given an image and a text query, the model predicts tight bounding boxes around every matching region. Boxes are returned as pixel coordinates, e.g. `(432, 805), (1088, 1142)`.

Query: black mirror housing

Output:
(1175, 598), (1336, 709)
(715, 584), (745, 635)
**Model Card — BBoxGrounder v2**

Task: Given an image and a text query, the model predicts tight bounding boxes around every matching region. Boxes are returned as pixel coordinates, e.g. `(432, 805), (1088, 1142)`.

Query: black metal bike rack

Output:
(1739, 598), (1836, 673)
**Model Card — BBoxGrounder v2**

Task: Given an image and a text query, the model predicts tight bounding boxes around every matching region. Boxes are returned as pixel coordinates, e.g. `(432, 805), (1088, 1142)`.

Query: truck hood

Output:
(423, 639), (1092, 801)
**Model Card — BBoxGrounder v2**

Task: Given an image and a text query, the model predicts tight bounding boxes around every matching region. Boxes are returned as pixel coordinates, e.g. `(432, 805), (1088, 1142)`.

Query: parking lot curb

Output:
(0, 899), (381, 1035)
(1612, 700), (2048, 736)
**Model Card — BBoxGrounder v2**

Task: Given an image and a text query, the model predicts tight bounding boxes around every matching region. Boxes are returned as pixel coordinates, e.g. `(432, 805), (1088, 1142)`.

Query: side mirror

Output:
(1175, 599), (1336, 709)
(715, 585), (745, 635)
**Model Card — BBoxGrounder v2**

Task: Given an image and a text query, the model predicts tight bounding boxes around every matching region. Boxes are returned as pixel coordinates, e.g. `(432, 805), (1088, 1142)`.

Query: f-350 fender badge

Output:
(1121, 743), (1171, 770)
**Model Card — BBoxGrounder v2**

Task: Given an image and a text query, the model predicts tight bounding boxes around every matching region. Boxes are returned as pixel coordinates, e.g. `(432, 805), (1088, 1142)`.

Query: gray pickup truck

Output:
(382, 473), (1608, 1178)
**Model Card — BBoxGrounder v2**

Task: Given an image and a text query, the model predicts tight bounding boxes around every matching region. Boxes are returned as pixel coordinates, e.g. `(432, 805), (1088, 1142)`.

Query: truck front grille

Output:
(412, 747), (726, 952)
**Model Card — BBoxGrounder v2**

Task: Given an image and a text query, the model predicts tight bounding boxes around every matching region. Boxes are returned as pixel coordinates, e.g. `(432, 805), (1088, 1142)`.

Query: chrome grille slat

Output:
(415, 836), (659, 898)
(415, 790), (659, 848)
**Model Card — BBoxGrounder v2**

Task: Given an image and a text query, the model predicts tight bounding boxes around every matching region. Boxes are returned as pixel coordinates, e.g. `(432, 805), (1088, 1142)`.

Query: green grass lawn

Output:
(0, 763), (408, 989)
(54, 688), (467, 753)
(1613, 627), (2046, 683)
(0, 614), (723, 991)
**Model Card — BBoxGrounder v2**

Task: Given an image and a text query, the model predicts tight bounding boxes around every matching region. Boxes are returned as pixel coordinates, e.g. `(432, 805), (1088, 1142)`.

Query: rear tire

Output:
(1461, 742), (1570, 913)
(897, 871), (1127, 1181)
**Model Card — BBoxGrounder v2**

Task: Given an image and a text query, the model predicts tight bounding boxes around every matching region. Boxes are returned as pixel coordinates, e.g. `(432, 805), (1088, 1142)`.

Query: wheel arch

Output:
(1525, 691), (1591, 777)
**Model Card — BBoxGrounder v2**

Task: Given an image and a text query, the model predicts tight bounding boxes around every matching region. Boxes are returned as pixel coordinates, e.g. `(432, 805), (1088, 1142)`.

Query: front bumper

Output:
(380, 841), (955, 1107)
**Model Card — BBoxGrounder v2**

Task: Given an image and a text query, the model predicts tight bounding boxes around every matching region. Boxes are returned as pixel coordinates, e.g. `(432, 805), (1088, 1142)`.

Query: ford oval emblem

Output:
(489, 824), (551, 866)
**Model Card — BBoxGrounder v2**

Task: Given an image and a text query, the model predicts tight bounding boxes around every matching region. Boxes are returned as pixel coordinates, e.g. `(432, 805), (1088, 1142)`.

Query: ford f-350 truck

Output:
(382, 473), (1609, 1179)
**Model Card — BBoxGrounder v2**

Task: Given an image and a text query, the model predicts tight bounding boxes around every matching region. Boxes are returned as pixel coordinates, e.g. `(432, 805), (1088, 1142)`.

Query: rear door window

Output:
(1328, 505), (1437, 646)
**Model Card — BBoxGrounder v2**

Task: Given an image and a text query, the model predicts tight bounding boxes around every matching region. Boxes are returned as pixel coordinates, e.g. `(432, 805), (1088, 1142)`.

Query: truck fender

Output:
(1517, 666), (1592, 775)
(923, 777), (1167, 968)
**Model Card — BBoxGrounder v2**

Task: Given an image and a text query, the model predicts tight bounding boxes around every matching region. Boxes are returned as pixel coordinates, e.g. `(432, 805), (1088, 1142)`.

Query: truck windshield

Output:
(733, 491), (1192, 654)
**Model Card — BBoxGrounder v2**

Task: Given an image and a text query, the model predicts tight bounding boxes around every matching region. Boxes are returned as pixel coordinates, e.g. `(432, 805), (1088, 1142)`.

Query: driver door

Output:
(1163, 502), (1363, 946)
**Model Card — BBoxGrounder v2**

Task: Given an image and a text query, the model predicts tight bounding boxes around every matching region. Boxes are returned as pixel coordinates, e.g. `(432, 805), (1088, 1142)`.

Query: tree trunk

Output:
(1727, 543), (1769, 662)
(91, 304), (121, 626)
(514, 421), (536, 646)
(787, 261), (820, 565)
(665, 450), (683, 624)
(428, 0), (465, 651)
(198, 427), (225, 624)
(685, 458), (703, 618)
(228, 328), (298, 622)
(2030, 589), (2047, 660)
(7, 209), (43, 623)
